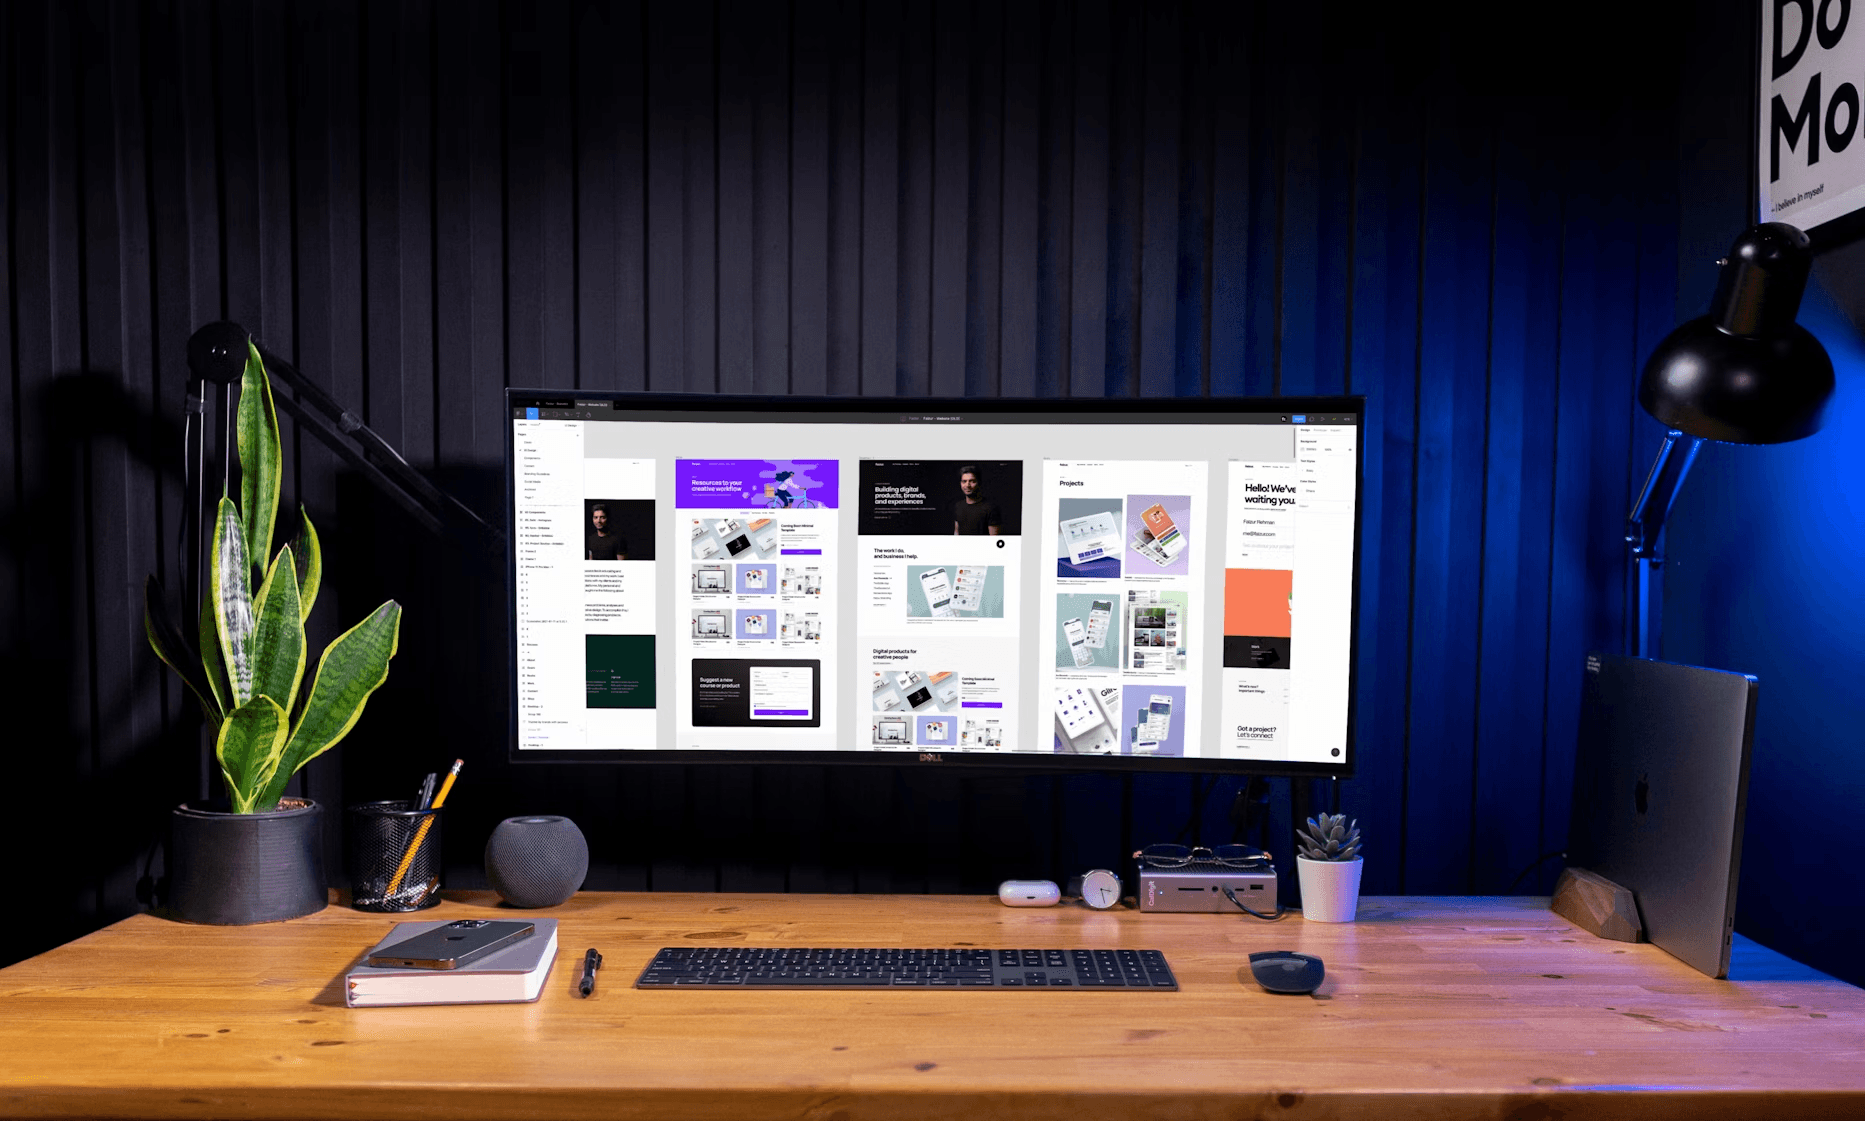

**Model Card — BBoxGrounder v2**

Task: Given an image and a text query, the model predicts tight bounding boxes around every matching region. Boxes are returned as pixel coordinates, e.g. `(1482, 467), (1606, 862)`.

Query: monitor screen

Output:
(508, 392), (1362, 775)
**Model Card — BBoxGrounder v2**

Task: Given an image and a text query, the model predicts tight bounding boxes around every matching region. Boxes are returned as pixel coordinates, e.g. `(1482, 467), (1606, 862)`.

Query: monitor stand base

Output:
(1550, 867), (1644, 943)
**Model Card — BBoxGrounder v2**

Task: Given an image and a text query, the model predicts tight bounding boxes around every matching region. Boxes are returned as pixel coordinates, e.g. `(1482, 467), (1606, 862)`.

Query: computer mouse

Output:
(1248, 950), (1324, 994)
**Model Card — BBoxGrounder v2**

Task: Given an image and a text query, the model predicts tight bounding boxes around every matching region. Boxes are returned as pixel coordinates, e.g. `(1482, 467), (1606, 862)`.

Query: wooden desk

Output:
(2, 893), (1862, 1120)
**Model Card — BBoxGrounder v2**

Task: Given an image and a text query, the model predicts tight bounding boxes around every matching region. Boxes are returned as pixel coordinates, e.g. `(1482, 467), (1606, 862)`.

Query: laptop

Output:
(1567, 652), (1758, 978)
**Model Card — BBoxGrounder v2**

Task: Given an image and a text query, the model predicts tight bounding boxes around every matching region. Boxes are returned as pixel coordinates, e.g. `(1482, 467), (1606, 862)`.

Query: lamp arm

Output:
(1625, 430), (1704, 658)
(1626, 431), (1704, 556)
(253, 343), (504, 543)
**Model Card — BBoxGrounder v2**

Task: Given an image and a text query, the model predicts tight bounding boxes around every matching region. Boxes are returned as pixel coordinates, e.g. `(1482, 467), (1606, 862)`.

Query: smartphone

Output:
(1054, 686), (1107, 738)
(1062, 617), (1093, 667)
(1140, 503), (1186, 561)
(951, 566), (985, 612)
(919, 567), (954, 617)
(1142, 694), (1173, 740)
(368, 919), (535, 970)
(1086, 599), (1113, 648)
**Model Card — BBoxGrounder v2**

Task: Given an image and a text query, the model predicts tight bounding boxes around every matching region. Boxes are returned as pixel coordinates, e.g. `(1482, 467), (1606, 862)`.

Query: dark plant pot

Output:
(167, 798), (327, 925)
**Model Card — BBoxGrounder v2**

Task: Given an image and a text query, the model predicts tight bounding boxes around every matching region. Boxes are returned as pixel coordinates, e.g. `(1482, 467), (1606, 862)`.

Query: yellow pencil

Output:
(385, 759), (463, 897)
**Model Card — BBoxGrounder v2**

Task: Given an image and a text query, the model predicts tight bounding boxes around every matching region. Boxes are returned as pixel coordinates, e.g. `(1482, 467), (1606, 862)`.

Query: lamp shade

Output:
(1638, 223), (1835, 444)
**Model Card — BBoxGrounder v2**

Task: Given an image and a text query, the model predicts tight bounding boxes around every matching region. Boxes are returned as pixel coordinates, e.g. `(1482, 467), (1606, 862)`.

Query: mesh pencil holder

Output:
(345, 800), (444, 912)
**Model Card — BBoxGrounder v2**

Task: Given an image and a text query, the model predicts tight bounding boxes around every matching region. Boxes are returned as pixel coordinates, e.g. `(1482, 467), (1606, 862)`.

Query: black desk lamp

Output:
(1624, 222), (1836, 658)
(1554, 223), (1837, 944)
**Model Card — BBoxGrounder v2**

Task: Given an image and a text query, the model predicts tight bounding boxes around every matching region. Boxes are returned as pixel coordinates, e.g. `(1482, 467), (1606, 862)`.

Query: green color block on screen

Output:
(586, 635), (657, 709)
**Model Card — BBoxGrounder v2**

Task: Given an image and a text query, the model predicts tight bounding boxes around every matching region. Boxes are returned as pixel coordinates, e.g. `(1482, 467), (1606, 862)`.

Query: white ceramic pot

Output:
(1296, 855), (1363, 922)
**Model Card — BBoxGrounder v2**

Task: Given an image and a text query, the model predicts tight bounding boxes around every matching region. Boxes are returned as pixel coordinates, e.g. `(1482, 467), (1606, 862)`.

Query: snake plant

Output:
(143, 341), (402, 813)
(1297, 813), (1362, 862)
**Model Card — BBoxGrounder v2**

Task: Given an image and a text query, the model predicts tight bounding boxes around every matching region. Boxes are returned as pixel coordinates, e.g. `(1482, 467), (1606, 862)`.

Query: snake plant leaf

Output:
(197, 574), (230, 714)
(237, 339), (283, 588)
(142, 575), (223, 730)
(257, 600), (401, 810)
(249, 546), (306, 717)
(288, 506), (322, 622)
(216, 695), (290, 814)
(211, 495), (258, 705)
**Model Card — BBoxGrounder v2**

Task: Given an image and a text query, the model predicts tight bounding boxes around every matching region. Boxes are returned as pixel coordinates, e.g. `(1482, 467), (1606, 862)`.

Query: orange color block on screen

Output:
(1224, 569), (1293, 638)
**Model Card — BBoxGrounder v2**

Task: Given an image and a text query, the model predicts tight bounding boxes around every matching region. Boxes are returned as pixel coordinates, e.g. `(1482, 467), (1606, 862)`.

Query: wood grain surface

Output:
(1, 893), (1861, 1121)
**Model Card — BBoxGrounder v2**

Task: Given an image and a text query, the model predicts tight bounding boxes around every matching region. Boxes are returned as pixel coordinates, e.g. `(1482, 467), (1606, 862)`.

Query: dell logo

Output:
(919, 753), (944, 763)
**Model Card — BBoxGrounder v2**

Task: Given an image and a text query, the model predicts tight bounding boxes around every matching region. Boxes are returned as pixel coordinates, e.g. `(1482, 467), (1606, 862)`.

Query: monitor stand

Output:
(1549, 867), (1644, 943)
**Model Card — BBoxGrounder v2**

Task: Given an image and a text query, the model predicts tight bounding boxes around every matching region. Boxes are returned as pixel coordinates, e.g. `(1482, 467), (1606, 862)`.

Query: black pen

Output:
(579, 948), (603, 996)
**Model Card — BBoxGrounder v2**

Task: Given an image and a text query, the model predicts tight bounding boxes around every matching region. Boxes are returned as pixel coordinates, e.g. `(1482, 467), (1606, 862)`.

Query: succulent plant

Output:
(142, 340), (402, 813)
(1297, 812), (1362, 862)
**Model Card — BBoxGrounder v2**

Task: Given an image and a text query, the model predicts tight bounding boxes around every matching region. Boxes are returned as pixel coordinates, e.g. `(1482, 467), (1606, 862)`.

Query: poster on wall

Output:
(1763, 0), (1865, 230)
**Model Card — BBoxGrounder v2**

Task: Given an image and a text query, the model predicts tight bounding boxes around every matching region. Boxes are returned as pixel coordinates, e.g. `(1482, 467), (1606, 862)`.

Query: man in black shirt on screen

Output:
(587, 503), (627, 560)
(951, 465), (1001, 535)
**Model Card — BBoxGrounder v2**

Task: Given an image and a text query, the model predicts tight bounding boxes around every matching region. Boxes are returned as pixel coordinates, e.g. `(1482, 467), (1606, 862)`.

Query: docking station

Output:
(1137, 866), (1278, 913)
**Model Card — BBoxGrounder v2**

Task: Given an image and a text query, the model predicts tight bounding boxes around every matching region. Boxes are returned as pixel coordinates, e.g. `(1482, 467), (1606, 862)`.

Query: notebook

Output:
(345, 918), (559, 1007)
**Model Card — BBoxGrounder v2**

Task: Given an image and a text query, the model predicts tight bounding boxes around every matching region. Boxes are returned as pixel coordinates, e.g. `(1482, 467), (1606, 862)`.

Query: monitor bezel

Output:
(505, 389), (1364, 778)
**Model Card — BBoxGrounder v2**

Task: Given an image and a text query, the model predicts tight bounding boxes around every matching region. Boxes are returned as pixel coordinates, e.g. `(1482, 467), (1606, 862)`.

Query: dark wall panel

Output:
(2, 1), (1691, 968)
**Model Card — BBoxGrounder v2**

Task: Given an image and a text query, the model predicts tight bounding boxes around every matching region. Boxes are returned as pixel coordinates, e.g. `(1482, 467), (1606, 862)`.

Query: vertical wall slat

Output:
(1032, 0), (1072, 397)
(393, 0), (435, 462)
(791, 0), (832, 398)
(997, 0), (1039, 397)
(80, 0), (148, 920)
(1171, 15), (1211, 398)
(822, 0), (863, 396)
(1205, 11), (1249, 396)
(1135, 2), (1180, 400)
(962, 0), (1002, 398)
(573, 1), (645, 395)
(1066, 0), (1110, 397)
(1472, 106), (1563, 893)
(858, 1), (901, 397)
(1401, 80), (1494, 894)
(503, 0), (576, 393)
(716, 3), (758, 397)
(1100, 0), (1143, 397)
(1272, 9), (1319, 398)
(896, 0), (936, 396)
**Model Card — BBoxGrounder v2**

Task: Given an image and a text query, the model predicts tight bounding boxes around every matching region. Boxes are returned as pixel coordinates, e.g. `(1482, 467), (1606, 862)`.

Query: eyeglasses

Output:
(1132, 844), (1272, 870)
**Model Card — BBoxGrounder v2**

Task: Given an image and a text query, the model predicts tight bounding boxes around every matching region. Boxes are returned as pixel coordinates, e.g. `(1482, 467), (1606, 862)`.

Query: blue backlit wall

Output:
(1664, 274), (1865, 985)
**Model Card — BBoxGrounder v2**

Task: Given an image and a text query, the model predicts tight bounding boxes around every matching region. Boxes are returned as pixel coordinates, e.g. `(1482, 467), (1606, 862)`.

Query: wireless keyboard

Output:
(635, 947), (1179, 990)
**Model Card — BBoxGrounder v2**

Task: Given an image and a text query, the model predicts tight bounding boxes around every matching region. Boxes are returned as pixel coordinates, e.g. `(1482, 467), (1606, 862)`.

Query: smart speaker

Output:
(484, 816), (589, 908)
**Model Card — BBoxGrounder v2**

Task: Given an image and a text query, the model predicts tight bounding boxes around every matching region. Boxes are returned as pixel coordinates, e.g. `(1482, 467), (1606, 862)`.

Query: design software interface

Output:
(510, 397), (1359, 769)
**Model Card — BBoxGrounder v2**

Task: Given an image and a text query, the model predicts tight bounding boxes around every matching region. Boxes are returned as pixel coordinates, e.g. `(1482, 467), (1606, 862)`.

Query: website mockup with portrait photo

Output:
(508, 394), (1361, 773)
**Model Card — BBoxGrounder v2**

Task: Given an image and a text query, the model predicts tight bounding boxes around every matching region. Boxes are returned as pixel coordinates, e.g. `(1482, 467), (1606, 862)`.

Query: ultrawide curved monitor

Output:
(507, 391), (1362, 776)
